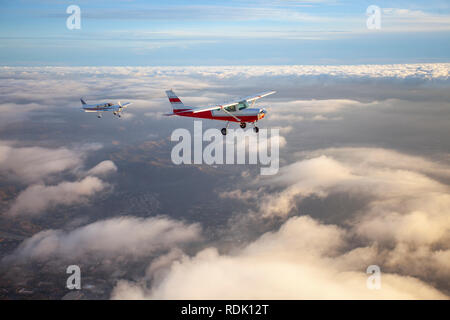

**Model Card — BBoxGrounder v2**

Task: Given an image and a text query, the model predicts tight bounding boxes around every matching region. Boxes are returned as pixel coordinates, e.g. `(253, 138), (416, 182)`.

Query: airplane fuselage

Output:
(173, 107), (265, 123)
(82, 104), (121, 112)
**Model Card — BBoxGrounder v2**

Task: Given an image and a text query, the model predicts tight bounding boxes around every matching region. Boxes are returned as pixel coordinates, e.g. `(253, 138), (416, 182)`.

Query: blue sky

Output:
(0, 0), (449, 66)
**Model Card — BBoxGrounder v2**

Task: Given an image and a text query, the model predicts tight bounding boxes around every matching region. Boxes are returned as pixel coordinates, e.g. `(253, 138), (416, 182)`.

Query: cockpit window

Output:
(225, 105), (237, 112)
(238, 102), (248, 110)
(225, 101), (248, 112)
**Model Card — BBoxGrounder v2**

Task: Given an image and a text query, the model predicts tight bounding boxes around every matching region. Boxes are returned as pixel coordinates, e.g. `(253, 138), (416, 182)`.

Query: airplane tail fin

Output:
(166, 90), (188, 110)
(80, 98), (87, 105)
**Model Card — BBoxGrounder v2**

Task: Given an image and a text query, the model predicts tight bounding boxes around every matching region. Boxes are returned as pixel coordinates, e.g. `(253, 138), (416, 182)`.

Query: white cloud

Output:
(257, 148), (450, 219)
(5, 216), (202, 262)
(219, 147), (450, 293)
(302, 147), (450, 179)
(0, 103), (48, 125)
(270, 99), (369, 115)
(7, 176), (109, 217)
(1, 65), (449, 299)
(0, 141), (83, 183)
(0, 140), (116, 217)
(381, 8), (450, 32)
(111, 216), (447, 299)
(86, 160), (118, 177)
(110, 145), (450, 299)
(254, 148), (450, 283)
(3, 64), (448, 84)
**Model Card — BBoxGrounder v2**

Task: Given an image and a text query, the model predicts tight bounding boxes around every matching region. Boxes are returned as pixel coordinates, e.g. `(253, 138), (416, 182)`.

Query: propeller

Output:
(117, 101), (124, 117)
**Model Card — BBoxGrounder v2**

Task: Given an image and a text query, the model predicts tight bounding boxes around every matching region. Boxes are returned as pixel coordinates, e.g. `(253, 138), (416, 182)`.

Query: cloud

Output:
(217, 147), (450, 294)
(5, 216), (202, 262)
(86, 160), (117, 177)
(0, 141), (83, 183)
(270, 99), (369, 115)
(103, 147), (450, 300)
(3, 64), (448, 84)
(215, 148), (450, 296)
(111, 216), (447, 299)
(381, 8), (450, 32)
(302, 147), (450, 180)
(249, 155), (354, 216)
(0, 140), (116, 217)
(255, 148), (450, 219)
(7, 176), (109, 217)
(1, 65), (449, 299)
(0, 141), (117, 216)
(0, 103), (48, 125)
(153, 93), (372, 125)
(179, 63), (449, 80)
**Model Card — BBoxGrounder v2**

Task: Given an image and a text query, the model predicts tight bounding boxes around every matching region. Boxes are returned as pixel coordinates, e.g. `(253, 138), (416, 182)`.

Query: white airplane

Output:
(81, 98), (132, 118)
(165, 90), (276, 135)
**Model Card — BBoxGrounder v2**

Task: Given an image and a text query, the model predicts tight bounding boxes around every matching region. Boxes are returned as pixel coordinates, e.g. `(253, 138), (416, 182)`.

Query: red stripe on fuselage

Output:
(175, 110), (259, 123)
(173, 108), (192, 113)
(84, 107), (107, 111)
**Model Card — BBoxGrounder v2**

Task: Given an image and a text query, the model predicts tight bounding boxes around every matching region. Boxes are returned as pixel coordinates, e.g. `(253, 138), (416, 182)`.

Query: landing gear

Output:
(221, 121), (230, 135)
(97, 115), (102, 119)
(220, 122), (259, 134)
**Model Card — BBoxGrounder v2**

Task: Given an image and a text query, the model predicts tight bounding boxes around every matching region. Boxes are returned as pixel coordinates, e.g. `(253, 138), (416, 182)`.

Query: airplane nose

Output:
(258, 108), (267, 119)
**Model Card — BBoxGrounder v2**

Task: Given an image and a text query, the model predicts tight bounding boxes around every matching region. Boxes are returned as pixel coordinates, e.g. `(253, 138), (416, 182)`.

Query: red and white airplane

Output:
(165, 90), (276, 135)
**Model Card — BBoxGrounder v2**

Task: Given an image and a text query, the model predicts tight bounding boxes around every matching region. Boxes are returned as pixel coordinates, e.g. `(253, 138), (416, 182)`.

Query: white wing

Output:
(119, 102), (132, 108)
(189, 91), (276, 114)
(239, 91), (277, 103)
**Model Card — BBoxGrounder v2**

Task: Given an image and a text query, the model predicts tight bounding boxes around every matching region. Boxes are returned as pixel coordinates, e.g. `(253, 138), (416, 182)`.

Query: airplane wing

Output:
(118, 102), (132, 108)
(239, 91), (277, 103)
(188, 91), (276, 114)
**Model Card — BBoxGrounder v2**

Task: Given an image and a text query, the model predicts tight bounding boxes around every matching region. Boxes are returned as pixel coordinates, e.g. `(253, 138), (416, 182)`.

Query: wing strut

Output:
(221, 107), (241, 122)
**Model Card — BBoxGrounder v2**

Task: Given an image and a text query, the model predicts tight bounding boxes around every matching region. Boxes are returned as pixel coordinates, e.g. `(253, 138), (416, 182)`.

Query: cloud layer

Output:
(5, 216), (201, 262)
(0, 141), (82, 183)
(112, 215), (446, 299)
(2, 64), (448, 82)
(7, 176), (108, 217)
(219, 147), (450, 296)
(1, 65), (449, 299)
(0, 141), (116, 217)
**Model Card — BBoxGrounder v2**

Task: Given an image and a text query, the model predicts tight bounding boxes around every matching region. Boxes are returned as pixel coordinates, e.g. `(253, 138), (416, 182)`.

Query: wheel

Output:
(118, 114), (121, 118)
(240, 122), (246, 129)
(221, 128), (227, 135)
(253, 126), (259, 133)
(97, 115), (101, 119)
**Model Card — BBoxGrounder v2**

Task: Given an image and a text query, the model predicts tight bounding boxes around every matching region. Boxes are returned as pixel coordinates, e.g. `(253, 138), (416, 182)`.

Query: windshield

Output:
(238, 101), (249, 110)
(225, 105), (236, 112)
